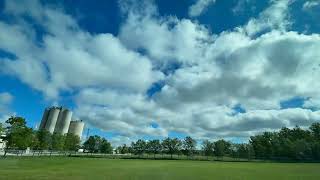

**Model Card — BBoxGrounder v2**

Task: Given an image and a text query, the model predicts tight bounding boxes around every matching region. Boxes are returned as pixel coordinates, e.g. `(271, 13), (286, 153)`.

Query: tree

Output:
(117, 144), (129, 154)
(0, 122), (4, 135)
(0, 122), (4, 143)
(183, 136), (197, 156)
(235, 143), (254, 160)
(51, 133), (65, 151)
(3, 116), (34, 155)
(310, 123), (320, 140)
(293, 139), (312, 160)
(201, 140), (214, 158)
(250, 132), (275, 159)
(311, 141), (320, 160)
(84, 136), (97, 153)
(162, 137), (182, 159)
(214, 139), (231, 159)
(147, 139), (162, 158)
(99, 138), (113, 154)
(83, 135), (104, 153)
(64, 133), (80, 151)
(131, 139), (147, 156)
(35, 130), (52, 150)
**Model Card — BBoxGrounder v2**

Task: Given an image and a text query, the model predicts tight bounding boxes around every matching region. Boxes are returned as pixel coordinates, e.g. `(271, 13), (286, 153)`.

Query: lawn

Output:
(0, 157), (319, 180)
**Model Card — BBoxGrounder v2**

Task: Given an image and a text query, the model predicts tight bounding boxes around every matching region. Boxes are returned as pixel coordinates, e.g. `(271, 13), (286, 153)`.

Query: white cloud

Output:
(303, 0), (320, 10)
(119, 4), (213, 66)
(0, 0), (163, 99)
(1, 0), (320, 143)
(0, 92), (14, 123)
(243, 0), (292, 36)
(189, 0), (216, 17)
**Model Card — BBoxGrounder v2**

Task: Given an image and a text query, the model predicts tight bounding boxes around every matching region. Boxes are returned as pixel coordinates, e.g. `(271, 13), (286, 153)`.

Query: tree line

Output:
(1, 116), (320, 161)
(114, 123), (320, 161)
(0, 116), (81, 156)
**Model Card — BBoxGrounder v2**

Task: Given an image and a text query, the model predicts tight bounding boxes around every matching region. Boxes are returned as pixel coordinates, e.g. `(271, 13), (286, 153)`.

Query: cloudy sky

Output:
(1, 0), (320, 145)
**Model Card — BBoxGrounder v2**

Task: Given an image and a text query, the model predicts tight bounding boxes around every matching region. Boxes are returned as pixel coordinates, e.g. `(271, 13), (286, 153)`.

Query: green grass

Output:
(0, 157), (319, 180)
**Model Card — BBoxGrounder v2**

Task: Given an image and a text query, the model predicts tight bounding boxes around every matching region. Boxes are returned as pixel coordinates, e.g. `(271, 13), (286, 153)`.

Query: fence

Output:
(0, 149), (257, 162)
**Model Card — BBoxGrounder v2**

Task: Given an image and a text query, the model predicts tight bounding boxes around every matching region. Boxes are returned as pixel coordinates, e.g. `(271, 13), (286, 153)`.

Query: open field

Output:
(0, 157), (319, 180)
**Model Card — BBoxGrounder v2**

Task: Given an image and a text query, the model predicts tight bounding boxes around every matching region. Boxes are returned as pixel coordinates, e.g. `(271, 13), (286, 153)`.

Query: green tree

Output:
(310, 123), (320, 140)
(201, 140), (214, 158)
(311, 142), (320, 160)
(131, 139), (147, 156)
(236, 143), (254, 160)
(64, 133), (80, 151)
(3, 116), (34, 155)
(293, 139), (312, 160)
(51, 133), (65, 151)
(35, 130), (52, 150)
(0, 122), (4, 144)
(99, 138), (113, 154)
(0, 122), (4, 135)
(83, 135), (102, 153)
(162, 137), (182, 159)
(250, 132), (275, 159)
(117, 144), (129, 154)
(183, 136), (197, 156)
(147, 139), (162, 158)
(214, 139), (231, 159)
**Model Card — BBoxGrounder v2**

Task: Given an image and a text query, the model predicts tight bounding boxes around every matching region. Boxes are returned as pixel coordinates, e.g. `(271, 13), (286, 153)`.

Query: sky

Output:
(0, 0), (320, 146)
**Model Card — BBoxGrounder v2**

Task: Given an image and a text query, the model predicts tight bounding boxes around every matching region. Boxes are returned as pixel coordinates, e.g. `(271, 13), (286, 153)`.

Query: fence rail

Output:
(1, 149), (319, 163)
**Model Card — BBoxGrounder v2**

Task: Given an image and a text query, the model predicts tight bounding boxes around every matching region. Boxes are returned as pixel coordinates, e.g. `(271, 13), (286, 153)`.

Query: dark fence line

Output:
(1, 149), (320, 163)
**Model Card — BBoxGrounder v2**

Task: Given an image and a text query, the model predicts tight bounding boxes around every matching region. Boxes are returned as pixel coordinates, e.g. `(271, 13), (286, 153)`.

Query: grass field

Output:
(0, 157), (319, 180)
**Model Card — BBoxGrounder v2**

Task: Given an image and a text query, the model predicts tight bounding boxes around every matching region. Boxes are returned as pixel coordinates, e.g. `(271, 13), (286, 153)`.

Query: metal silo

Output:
(39, 108), (50, 130)
(68, 120), (84, 138)
(44, 107), (61, 133)
(54, 108), (72, 135)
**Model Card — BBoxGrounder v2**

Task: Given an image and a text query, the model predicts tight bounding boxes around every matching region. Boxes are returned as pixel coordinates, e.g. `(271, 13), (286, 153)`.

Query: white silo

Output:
(54, 108), (72, 135)
(68, 120), (84, 138)
(45, 107), (61, 133)
(39, 108), (50, 130)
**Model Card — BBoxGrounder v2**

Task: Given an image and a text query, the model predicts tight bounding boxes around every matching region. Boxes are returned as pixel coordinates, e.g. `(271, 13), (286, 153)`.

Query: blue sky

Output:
(0, 0), (320, 146)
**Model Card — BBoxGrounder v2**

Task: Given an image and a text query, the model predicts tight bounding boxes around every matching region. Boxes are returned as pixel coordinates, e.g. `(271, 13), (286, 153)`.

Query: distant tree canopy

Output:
(183, 136), (197, 156)
(83, 135), (112, 154)
(51, 133), (66, 151)
(147, 139), (162, 158)
(2, 115), (320, 161)
(250, 124), (320, 160)
(1, 116), (81, 155)
(0, 122), (4, 135)
(162, 137), (182, 158)
(201, 140), (214, 157)
(64, 133), (80, 151)
(131, 139), (147, 155)
(214, 139), (231, 158)
(99, 138), (113, 154)
(116, 144), (130, 154)
(4, 116), (33, 150)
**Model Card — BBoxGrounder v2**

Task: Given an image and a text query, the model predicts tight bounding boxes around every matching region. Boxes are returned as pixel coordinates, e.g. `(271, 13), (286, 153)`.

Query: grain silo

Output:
(39, 108), (50, 129)
(54, 108), (72, 135)
(44, 107), (61, 133)
(68, 120), (84, 138)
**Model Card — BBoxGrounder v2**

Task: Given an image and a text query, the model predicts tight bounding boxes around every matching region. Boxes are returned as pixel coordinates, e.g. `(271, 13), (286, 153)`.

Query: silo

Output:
(39, 108), (50, 130)
(44, 107), (61, 133)
(68, 120), (84, 138)
(54, 108), (72, 135)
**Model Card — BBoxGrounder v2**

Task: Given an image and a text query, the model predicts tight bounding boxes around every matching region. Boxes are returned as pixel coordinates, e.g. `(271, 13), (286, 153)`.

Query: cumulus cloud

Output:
(119, 3), (213, 66)
(0, 92), (13, 123)
(1, 0), (320, 143)
(303, 0), (320, 10)
(189, 0), (216, 17)
(0, 0), (163, 99)
(243, 0), (292, 36)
